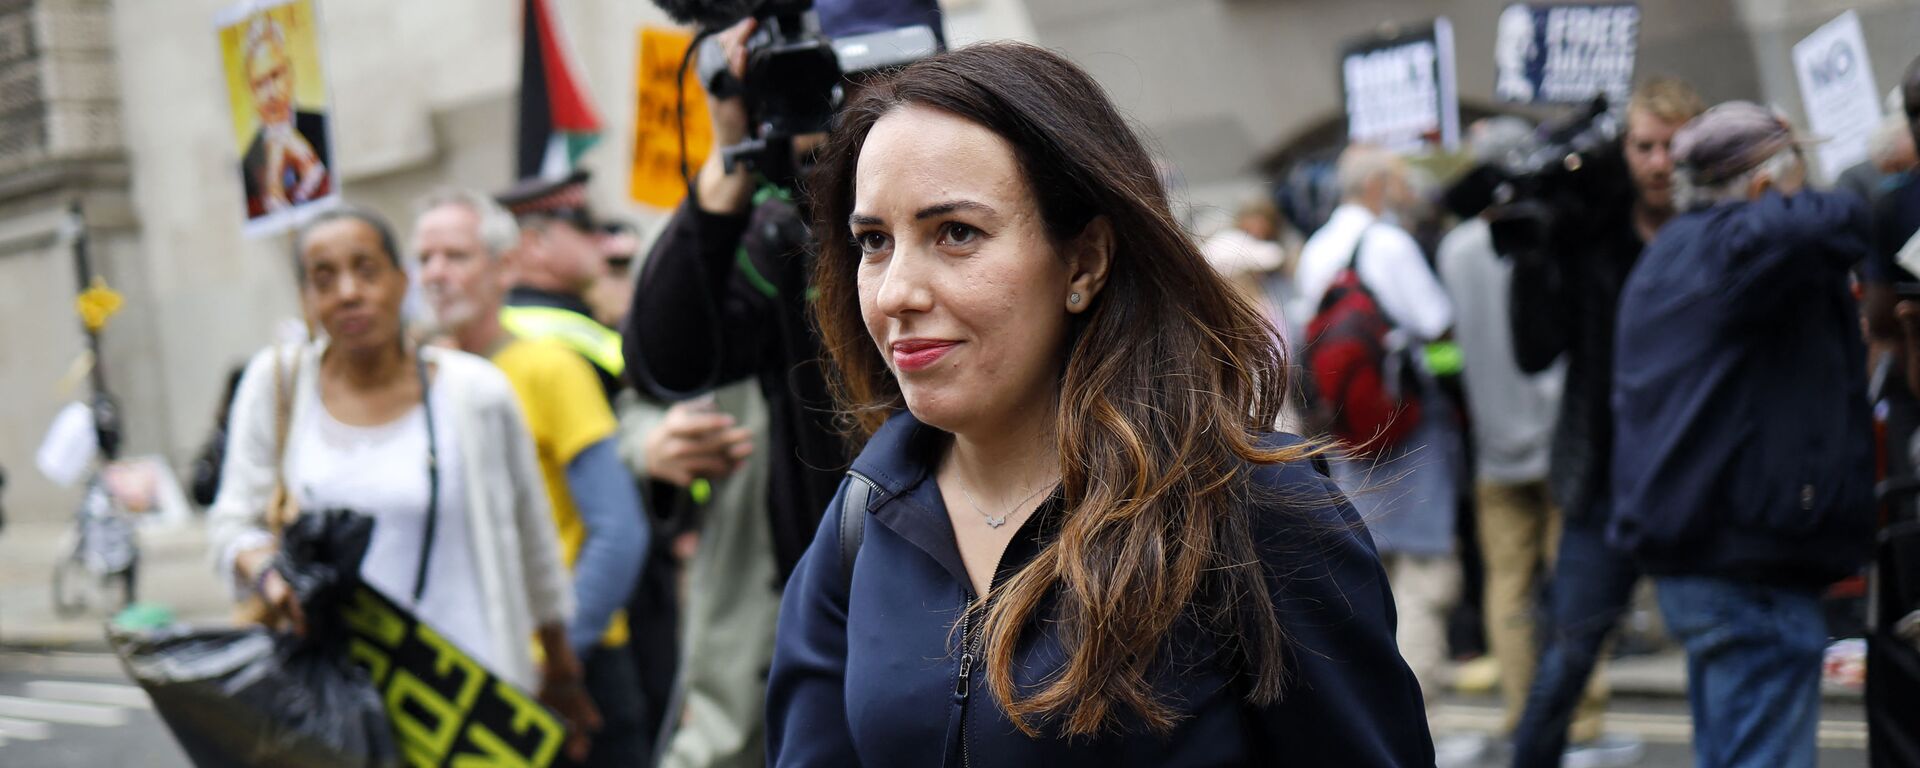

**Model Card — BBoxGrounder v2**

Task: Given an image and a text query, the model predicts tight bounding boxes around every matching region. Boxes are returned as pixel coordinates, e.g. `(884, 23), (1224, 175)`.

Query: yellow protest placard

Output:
(630, 27), (714, 209)
(343, 586), (567, 766)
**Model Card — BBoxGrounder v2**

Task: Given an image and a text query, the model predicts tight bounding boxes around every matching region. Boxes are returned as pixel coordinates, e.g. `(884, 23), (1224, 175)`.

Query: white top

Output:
(286, 381), (500, 676)
(1435, 217), (1564, 484)
(1292, 203), (1454, 341)
(211, 342), (572, 691)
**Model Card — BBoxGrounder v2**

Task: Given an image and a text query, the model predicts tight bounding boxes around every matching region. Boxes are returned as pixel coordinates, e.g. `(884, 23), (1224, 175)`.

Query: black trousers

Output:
(564, 646), (651, 768)
(1870, 521), (1920, 768)
(625, 515), (680, 757)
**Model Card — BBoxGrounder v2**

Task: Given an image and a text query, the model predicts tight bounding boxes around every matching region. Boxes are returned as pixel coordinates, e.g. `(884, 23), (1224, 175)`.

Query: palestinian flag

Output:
(517, 0), (602, 180)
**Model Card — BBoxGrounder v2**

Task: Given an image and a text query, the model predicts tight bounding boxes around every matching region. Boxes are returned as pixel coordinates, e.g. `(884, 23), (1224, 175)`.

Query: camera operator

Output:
(627, 3), (938, 585)
(1505, 77), (1701, 768)
(629, 21), (817, 587)
(623, 3), (941, 765)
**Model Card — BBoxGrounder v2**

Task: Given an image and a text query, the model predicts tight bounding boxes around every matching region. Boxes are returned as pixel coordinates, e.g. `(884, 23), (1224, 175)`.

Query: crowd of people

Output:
(197, 5), (1920, 766)
(1208, 56), (1920, 768)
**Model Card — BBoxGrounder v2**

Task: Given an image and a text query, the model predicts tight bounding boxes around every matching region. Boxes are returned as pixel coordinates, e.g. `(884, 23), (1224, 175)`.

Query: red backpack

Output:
(1303, 228), (1423, 457)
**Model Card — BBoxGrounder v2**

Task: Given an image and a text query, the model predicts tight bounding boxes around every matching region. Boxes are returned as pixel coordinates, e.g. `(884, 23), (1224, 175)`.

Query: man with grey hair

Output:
(1296, 143), (1465, 752)
(414, 190), (653, 767)
(1612, 102), (1875, 768)
(1295, 144), (1453, 338)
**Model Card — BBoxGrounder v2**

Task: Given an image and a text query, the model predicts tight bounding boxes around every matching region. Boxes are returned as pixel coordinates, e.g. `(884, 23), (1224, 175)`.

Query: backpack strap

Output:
(1315, 224), (1377, 316)
(1346, 224), (1369, 272)
(1333, 223), (1399, 332)
(839, 472), (875, 594)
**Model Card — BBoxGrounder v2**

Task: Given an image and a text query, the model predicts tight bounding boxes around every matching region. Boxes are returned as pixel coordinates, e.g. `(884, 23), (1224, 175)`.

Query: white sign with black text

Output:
(1791, 10), (1881, 183)
(1342, 19), (1459, 153)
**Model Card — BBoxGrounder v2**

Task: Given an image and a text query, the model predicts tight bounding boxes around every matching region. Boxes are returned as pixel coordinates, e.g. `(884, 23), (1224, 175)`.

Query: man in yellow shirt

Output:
(413, 188), (649, 767)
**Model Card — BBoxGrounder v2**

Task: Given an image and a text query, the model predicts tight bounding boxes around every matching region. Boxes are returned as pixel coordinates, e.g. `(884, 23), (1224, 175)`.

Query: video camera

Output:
(652, 0), (940, 185)
(1442, 96), (1629, 257)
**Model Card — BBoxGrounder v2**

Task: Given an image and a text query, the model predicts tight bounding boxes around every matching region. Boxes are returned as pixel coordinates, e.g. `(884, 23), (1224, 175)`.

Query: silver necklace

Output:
(961, 480), (1056, 529)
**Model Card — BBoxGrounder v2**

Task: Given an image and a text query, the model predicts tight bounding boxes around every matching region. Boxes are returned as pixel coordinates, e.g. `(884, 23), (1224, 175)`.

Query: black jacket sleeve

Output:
(1508, 243), (1571, 374)
(765, 476), (860, 767)
(623, 199), (766, 400)
(1246, 458), (1435, 766)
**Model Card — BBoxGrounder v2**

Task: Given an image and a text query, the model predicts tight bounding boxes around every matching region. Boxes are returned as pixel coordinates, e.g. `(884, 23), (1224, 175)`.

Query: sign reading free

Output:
(343, 585), (568, 767)
(1495, 3), (1639, 108)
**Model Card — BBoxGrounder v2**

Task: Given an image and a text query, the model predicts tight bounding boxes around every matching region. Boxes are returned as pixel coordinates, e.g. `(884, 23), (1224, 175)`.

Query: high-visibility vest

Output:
(499, 305), (625, 377)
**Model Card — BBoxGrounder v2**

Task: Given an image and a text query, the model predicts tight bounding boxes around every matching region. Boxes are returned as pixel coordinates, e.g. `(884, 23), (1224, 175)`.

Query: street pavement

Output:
(1428, 692), (1868, 767)
(0, 518), (230, 650)
(0, 646), (1875, 768)
(0, 650), (188, 767)
(0, 516), (1881, 766)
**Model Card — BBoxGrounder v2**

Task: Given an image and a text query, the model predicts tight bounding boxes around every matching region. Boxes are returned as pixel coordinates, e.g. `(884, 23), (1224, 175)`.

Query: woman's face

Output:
(851, 105), (1105, 437)
(300, 217), (407, 355)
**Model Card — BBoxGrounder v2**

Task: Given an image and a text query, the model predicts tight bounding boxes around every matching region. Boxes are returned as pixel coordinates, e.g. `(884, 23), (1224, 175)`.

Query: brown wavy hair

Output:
(807, 42), (1322, 736)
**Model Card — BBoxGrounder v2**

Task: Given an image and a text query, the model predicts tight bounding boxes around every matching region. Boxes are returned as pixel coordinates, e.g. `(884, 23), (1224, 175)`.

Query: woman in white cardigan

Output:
(208, 206), (598, 757)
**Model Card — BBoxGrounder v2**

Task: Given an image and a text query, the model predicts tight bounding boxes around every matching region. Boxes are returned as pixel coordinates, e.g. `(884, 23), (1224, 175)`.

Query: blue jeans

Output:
(1655, 576), (1826, 768)
(1510, 514), (1640, 767)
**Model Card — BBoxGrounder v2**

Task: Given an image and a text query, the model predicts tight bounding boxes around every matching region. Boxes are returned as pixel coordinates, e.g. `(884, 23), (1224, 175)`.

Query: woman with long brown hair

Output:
(765, 43), (1431, 765)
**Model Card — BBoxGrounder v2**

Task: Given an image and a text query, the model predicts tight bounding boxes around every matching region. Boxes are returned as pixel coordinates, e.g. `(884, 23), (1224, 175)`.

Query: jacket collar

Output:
(849, 409), (941, 497)
(848, 410), (1063, 593)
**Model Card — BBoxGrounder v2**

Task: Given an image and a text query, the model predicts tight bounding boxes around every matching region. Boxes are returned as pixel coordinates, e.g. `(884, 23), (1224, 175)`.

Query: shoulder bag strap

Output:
(411, 350), (439, 603)
(1346, 224), (1369, 282)
(839, 473), (873, 594)
(267, 346), (302, 537)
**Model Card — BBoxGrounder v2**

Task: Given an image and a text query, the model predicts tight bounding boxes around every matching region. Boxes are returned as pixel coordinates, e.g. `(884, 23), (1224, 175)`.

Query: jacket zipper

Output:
(957, 587), (983, 768)
(956, 495), (1050, 767)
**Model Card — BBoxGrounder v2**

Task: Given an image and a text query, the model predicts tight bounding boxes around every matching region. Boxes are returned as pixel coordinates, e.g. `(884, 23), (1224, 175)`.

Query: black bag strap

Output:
(1346, 224), (1368, 272)
(839, 473), (873, 593)
(1314, 224), (1378, 317)
(411, 351), (439, 603)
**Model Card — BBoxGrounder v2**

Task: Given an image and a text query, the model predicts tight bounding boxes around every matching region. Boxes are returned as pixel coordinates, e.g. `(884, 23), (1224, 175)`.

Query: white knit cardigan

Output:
(208, 341), (574, 690)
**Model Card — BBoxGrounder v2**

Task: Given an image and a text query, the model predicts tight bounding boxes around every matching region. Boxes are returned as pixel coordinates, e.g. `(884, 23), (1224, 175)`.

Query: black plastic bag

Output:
(112, 510), (398, 768)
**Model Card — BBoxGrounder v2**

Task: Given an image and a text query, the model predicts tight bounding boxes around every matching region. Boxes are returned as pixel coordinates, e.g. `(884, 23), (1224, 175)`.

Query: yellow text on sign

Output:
(629, 26), (714, 209)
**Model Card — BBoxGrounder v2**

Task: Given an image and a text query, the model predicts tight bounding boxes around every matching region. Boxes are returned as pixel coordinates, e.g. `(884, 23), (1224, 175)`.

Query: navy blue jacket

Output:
(766, 411), (1433, 767)
(1610, 190), (1875, 587)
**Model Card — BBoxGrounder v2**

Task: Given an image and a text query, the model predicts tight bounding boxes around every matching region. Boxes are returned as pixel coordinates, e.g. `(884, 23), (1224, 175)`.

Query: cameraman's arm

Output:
(696, 149), (753, 217)
(1508, 246), (1569, 373)
(624, 200), (761, 398)
(693, 19), (757, 217)
(622, 18), (761, 399)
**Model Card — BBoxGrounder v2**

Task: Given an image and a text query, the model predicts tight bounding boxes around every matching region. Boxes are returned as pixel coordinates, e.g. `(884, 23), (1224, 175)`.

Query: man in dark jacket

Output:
(1507, 77), (1700, 767)
(1613, 101), (1875, 768)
